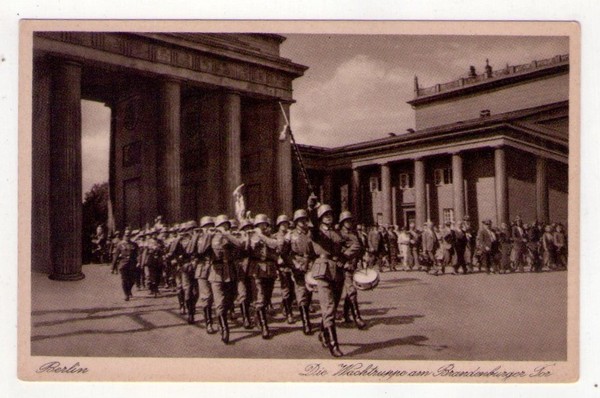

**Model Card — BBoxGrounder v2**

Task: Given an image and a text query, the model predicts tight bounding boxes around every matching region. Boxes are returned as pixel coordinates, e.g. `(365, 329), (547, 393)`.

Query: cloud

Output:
(291, 54), (426, 146)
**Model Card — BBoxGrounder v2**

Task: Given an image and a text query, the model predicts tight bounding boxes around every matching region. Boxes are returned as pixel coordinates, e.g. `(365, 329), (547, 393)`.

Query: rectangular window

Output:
(399, 172), (414, 189)
(443, 208), (455, 224)
(434, 167), (453, 186)
(369, 176), (379, 192)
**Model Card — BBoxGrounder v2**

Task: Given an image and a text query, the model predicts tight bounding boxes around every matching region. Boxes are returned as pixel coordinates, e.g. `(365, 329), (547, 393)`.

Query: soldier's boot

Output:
(240, 303), (252, 330)
(317, 322), (329, 349)
(257, 308), (271, 339)
(178, 291), (186, 315)
(342, 298), (352, 323)
(326, 325), (344, 357)
(299, 305), (312, 335)
(218, 314), (230, 344)
(186, 300), (195, 324)
(204, 307), (217, 334)
(284, 299), (295, 324)
(350, 299), (367, 330)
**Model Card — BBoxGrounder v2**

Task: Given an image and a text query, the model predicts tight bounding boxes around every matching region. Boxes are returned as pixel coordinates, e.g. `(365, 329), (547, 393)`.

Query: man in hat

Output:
(386, 225), (399, 271)
(282, 209), (316, 335)
(510, 215), (527, 272)
(113, 229), (138, 301)
(307, 195), (345, 357)
(407, 222), (421, 270)
(141, 228), (165, 297)
(338, 210), (367, 329)
(248, 214), (281, 339)
(440, 221), (455, 275)
(274, 214), (296, 324)
(207, 214), (245, 344)
(421, 221), (438, 273)
(476, 219), (497, 274)
(193, 216), (217, 334)
(233, 218), (255, 329)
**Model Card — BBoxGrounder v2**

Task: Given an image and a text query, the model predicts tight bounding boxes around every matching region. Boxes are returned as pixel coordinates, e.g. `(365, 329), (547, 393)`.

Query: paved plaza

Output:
(31, 264), (567, 361)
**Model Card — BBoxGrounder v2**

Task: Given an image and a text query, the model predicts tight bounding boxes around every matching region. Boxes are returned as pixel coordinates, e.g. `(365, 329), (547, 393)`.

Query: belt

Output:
(319, 254), (339, 261)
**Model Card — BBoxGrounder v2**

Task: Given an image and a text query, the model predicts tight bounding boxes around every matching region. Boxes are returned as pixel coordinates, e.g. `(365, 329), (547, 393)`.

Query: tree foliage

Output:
(82, 182), (109, 263)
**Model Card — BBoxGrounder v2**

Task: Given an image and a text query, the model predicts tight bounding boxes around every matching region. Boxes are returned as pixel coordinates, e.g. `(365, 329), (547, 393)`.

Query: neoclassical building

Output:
(32, 32), (307, 278)
(294, 55), (569, 229)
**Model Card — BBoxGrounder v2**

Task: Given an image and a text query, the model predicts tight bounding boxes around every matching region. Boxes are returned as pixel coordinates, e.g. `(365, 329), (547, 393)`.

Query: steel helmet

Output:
(229, 219), (239, 230)
(214, 214), (230, 228)
(187, 220), (198, 230)
(276, 214), (290, 226)
(200, 216), (215, 228)
(339, 210), (354, 224)
(254, 213), (270, 226)
(239, 219), (253, 231)
(293, 209), (308, 223)
(317, 204), (333, 219)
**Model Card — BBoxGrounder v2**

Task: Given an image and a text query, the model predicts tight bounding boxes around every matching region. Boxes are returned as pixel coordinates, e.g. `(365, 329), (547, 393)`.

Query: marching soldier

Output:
(208, 214), (244, 344)
(113, 229), (138, 301)
(167, 222), (199, 323)
(132, 230), (145, 289)
(274, 214), (296, 324)
(194, 216), (217, 334)
(248, 214), (280, 339)
(307, 195), (345, 357)
(282, 209), (316, 335)
(233, 219), (254, 329)
(141, 228), (165, 297)
(338, 211), (367, 329)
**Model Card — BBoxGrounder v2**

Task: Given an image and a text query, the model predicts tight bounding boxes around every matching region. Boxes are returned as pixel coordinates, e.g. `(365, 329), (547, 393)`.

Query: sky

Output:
(81, 34), (568, 195)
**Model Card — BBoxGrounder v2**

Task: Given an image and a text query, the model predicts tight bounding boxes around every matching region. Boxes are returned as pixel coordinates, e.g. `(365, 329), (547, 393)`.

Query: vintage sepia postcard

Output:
(18, 19), (580, 382)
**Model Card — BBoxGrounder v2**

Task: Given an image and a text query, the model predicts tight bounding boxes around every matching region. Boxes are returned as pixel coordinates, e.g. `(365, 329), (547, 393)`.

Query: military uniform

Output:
(208, 215), (246, 344)
(167, 222), (199, 323)
(308, 202), (345, 357)
(339, 211), (367, 329)
(192, 217), (217, 333)
(282, 209), (316, 335)
(274, 215), (296, 324)
(113, 233), (138, 301)
(233, 220), (254, 329)
(141, 232), (165, 296)
(248, 214), (280, 339)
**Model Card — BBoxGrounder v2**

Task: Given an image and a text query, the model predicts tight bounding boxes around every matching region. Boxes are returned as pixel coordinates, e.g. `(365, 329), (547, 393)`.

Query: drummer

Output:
(307, 194), (345, 357)
(282, 209), (317, 335)
(338, 210), (367, 329)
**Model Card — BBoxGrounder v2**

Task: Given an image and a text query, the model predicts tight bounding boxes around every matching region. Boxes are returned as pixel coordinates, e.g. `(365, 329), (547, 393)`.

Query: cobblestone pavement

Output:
(31, 264), (567, 360)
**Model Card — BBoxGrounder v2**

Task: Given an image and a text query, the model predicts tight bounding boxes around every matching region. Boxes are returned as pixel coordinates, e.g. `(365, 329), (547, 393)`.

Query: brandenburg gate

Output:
(32, 32), (307, 279)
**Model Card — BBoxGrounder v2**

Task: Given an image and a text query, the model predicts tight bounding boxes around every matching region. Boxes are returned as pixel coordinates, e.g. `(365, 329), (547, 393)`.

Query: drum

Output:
(305, 270), (319, 293)
(353, 268), (380, 291)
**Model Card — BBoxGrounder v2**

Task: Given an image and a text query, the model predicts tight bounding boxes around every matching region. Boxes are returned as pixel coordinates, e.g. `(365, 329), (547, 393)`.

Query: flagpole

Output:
(278, 102), (316, 199)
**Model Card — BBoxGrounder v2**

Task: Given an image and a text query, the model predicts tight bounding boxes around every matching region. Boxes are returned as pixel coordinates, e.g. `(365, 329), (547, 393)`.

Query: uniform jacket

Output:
(309, 208), (345, 282)
(113, 240), (138, 271)
(283, 228), (315, 273)
(340, 227), (364, 271)
(248, 229), (279, 279)
(208, 230), (246, 283)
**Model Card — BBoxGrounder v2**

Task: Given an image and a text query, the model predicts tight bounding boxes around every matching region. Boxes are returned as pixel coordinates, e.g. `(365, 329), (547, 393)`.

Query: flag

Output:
(278, 101), (290, 141)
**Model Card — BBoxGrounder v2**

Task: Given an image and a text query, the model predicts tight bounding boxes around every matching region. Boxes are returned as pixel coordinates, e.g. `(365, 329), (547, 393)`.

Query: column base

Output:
(49, 272), (85, 281)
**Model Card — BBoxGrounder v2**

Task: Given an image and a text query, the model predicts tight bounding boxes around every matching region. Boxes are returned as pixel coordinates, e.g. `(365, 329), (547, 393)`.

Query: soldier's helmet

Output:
(276, 214), (289, 226)
(293, 209), (309, 223)
(200, 216), (215, 228)
(317, 204), (333, 219)
(230, 219), (239, 230)
(214, 214), (230, 228)
(239, 219), (253, 231)
(187, 220), (198, 230)
(254, 213), (270, 226)
(123, 229), (131, 237)
(339, 210), (353, 224)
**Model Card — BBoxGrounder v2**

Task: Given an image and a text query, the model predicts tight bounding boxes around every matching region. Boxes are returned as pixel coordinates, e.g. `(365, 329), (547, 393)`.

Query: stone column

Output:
(452, 152), (465, 222)
(158, 79), (182, 224)
(414, 158), (426, 227)
(49, 60), (84, 281)
(275, 101), (293, 216)
(494, 147), (508, 226)
(536, 156), (549, 223)
(351, 167), (361, 219)
(381, 163), (392, 225)
(222, 91), (242, 216)
(32, 56), (52, 273)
